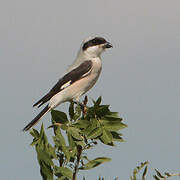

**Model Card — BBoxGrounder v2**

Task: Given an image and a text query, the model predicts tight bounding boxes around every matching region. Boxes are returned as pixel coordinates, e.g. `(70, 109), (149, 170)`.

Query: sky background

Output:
(0, 0), (180, 179)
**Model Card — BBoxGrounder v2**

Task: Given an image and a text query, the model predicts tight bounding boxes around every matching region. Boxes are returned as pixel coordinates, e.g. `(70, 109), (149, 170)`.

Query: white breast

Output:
(75, 57), (102, 97)
(49, 58), (102, 109)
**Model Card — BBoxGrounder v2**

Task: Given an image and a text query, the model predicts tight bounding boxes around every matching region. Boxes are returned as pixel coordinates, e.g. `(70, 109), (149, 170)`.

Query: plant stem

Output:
(72, 145), (82, 180)
(59, 153), (64, 167)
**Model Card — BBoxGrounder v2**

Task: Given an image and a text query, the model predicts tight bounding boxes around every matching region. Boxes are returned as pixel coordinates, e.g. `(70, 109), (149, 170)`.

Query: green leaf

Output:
(105, 112), (119, 118)
(54, 166), (73, 179)
(39, 124), (48, 146)
(51, 110), (68, 124)
(131, 161), (149, 180)
(94, 96), (102, 107)
(142, 166), (148, 179)
(73, 119), (91, 129)
(69, 148), (76, 161)
(60, 124), (68, 131)
(73, 104), (81, 120)
(155, 169), (165, 178)
(86, 107), (95, 119)
(82, 118), (98, 135)
(79, 157), (111, 170)
(104, 116), (123, 122)
(100, 120), (127, 131)
(39, 162), (54, 180)
(47, 124), (68, 131)
(69, 101), (74, 120)
(62, 146), (70, 162)
(164, 172), (171, 177)
(39, 123), (44, 138)
(82, 155), (90, 162)
(99, 129), (113, 145)
(111, 131), (124, 142)
(67, 127), (83, 140)
(53, 130), (70, 161)
(95, 105), (110, 118)
(53, 130), (66, 148)
(57, 177), (67, 180)
(36, 146), (54, 167)
(75, 140), (86, 147)
(30, 138), (39, 146)
(30, 128), (39, 138)
(67, 131), (75, 147)
(87, 127), (103, 139)
(46, 143), (57, 159)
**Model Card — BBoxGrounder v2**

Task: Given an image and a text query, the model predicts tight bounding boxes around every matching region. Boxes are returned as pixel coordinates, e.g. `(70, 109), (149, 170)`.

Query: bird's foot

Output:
(73, 96), (88, 115)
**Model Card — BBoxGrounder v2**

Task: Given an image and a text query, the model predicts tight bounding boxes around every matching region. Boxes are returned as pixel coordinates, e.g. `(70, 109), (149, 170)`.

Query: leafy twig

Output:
(73, 145), (82, 180)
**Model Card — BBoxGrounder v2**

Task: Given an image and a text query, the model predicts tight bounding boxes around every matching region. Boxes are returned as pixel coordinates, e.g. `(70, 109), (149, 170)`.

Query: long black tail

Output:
(23, 105), (50, 131)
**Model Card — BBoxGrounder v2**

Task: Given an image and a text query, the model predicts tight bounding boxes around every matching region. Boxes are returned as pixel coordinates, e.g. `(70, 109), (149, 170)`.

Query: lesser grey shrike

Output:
(23, 36), (112, 131)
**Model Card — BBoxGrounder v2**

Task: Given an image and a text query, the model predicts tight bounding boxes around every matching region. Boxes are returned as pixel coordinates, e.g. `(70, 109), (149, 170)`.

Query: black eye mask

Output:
(82, 37), (107, 51)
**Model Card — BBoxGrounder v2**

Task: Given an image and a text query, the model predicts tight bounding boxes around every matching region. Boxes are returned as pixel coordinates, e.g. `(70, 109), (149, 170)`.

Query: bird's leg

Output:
(83, 96), (88, 106)
(73, 100), (85, 117)
(73, 100), (84, 108)
(73, 96), (88, 116)
(82, 96), (88, 115)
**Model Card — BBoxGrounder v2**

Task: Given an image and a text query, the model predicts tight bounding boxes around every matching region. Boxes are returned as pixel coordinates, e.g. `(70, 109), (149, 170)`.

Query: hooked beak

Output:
(104, 42), (113, 49)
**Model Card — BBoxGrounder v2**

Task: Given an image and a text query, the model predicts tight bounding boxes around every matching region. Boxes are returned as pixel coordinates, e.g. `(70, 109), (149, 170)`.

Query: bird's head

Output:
(81, 36), (113, 58)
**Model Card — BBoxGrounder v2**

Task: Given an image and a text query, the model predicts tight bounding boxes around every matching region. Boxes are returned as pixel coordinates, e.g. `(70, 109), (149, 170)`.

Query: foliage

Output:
(130, 161), (149, 180)
(130, 161), (180, 180)
(30, 96), (127, 180)
(29, 97), (179, 180)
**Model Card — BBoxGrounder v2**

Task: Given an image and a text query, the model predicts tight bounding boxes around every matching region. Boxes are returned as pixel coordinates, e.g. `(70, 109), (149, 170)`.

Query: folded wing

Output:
(33, 60), (92, 108)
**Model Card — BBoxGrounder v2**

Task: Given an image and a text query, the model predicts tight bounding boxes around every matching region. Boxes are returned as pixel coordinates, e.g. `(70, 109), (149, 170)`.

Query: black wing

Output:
(33, 60), (93, 107)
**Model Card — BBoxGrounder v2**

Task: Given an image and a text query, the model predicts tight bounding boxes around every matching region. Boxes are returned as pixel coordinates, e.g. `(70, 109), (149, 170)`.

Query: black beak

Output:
(104, 42), (113, 48)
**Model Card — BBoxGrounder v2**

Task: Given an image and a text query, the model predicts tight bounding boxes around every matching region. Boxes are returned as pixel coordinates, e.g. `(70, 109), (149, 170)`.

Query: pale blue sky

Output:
(0, 0), (180, 179)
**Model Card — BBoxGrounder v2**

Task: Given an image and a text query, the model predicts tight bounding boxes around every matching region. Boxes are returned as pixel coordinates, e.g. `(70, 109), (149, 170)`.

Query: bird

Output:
(23, 36), (113, 131)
